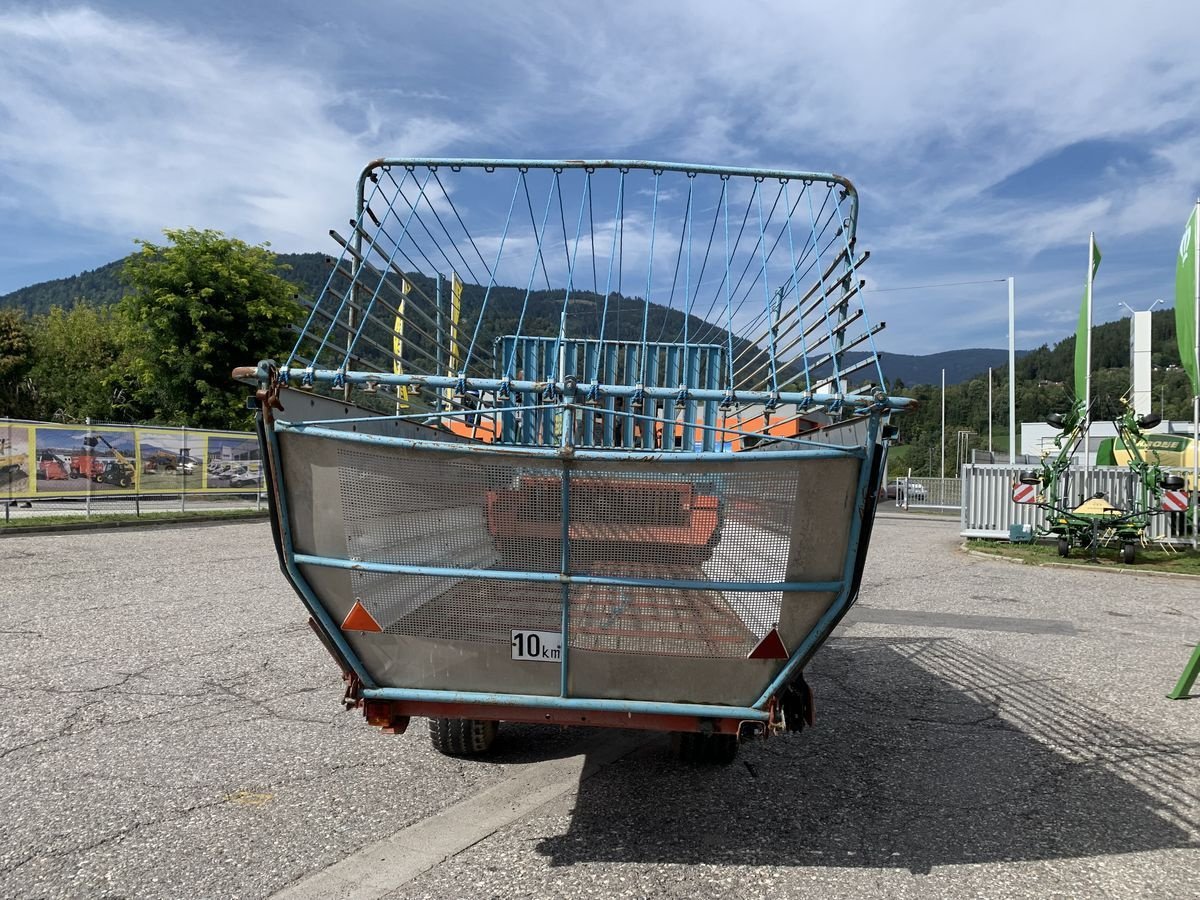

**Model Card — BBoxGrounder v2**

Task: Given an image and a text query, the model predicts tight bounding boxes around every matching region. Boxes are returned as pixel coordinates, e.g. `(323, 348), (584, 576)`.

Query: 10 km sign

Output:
(511, 629), (563, 662)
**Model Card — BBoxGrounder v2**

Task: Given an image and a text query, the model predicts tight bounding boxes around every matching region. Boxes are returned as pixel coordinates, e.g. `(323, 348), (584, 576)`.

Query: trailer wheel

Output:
(1057, 538), (1070, 558)
(1121, 543), (1136, 564)
(428, 717), (498, 756)
(672, 731), (738, 765)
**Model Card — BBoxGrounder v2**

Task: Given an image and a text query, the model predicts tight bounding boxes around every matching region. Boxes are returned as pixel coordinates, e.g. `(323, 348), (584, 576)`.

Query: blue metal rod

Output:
(359, 686), (770, 722)
(360, 158), (856, 220)
(559, 453), (572, 698)
(269, 367), (913, 411)
(264, 421), (377, 688)
(292, 553), (846, 594)
(276, 422), (867, 462)
(751, 414), (881, 708)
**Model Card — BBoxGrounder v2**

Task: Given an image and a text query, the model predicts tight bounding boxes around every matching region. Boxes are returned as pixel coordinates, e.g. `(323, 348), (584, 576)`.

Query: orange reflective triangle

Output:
(748, 627), (789, 660)
(342, 601), (382, 633)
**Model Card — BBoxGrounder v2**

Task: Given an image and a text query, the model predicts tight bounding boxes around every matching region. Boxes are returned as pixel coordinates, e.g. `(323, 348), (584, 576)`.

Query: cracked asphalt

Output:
(1, 516), (1198, 898)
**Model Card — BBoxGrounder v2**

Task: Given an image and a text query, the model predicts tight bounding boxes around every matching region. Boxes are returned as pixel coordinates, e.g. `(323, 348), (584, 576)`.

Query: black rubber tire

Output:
(428, 718), (498, 756)
(671, 731), (739, 765)
(1121, 543), (1135, 564)
(1057, 538), (1070, 558)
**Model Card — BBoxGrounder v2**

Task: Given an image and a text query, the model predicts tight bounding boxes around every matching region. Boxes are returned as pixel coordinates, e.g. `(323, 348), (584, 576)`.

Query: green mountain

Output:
(0, 251), (1187, 392)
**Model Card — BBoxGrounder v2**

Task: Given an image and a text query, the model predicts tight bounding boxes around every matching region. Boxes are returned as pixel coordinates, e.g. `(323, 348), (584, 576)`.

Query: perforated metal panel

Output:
(338, 447), (561, 574)
(330, 441), (852, 659)
(352, 572), (562, 642)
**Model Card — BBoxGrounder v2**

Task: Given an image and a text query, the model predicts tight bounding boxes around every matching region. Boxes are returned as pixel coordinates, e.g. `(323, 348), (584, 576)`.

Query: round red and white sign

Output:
(1012, 483), (1037, 504)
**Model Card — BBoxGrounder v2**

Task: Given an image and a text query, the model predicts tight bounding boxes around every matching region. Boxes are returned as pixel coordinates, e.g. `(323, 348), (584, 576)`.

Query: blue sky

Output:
(1, 1), (1198, 355)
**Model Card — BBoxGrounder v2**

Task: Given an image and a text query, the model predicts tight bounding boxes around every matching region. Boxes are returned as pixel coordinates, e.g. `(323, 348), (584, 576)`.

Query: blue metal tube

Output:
(559, 406), (574, 698)
(358, 686), (771, 722)
(751, 414), (882, 708)
(264, 422), (377, 688)
(274, 422), (867, 462)
(360, 158), (856, 202)
(292, 553), (845, 594)
(268, 368), (913, 411)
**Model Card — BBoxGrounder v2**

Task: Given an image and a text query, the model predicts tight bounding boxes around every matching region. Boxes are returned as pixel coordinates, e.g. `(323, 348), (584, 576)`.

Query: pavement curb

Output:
(0, 511), (269, 537)
(961, 543), (1200, 580)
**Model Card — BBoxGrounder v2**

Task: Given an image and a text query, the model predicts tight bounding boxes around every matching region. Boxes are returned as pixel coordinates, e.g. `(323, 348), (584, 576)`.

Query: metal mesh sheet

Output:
(349, 569), (768, 658)
(568, 565), (769, 657)
(332, 442), (851, 658)
(564, 465), (798, 583)
(352, 572), (562, 641)
(339, 447), (561, 574)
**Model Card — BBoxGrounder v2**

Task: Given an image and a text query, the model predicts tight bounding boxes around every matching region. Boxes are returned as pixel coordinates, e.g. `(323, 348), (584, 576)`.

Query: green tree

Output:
(0, 309), (34, 418)
(26, 302), (129, 422)
(118, 229), (303, 429)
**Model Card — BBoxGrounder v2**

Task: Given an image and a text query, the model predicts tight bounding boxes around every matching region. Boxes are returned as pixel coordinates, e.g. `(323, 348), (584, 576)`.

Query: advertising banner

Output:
(1, 422), (32, 499)
(0, 419), (264, 500)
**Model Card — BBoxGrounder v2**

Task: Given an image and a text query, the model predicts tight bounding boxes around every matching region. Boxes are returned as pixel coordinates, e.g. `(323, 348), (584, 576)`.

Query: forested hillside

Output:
(4, 253), (1032, 387)
(4, 247), (1196, 467)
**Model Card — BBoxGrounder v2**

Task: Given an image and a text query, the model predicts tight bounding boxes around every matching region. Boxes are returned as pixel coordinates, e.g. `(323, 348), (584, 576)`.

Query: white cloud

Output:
(0, 6), (464, 255)
(5, 1), (1200, 356)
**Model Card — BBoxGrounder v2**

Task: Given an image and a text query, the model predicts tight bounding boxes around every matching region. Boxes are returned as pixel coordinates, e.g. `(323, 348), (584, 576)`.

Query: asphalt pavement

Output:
(0, 515), (1196, 899)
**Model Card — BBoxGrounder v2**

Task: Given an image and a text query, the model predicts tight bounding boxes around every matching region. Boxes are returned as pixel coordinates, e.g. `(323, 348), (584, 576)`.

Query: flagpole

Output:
(1084, 232), (1095, 499)
(1008, 276), (1016, 463)
(988, 366), (993, 454)
(940, 367), (946, 480)
(1193, 200), (1199, 549)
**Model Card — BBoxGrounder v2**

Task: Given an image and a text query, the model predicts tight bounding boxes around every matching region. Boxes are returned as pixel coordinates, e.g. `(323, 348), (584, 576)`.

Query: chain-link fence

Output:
(2, 418), (264, 523)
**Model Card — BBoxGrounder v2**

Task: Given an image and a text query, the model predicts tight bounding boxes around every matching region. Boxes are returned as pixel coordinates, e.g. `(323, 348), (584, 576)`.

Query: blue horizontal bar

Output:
(269, 367), (912, 412)
(359, 685), (770, 722)
(275, 422), (867, 462)
(362, 157), (853, 192)
(294, 553), (844, 594)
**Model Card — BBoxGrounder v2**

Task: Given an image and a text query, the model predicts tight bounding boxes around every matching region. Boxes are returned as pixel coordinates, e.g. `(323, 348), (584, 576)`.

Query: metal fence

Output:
(886, 475), (962, 512)
(2, 417), (265, 523)
(959, 463), (1195, 546)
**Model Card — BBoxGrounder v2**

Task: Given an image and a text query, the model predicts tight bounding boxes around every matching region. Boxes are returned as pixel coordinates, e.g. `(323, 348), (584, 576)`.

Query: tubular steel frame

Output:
(252, 157), (902, 735)
(255, 371), (885, 732)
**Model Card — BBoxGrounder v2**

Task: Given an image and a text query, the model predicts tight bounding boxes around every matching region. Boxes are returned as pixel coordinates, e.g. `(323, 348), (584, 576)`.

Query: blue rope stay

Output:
(832, 189), (886, 389)
(344, 168), (435, 366)
(287, 172), (389, 368)
(639, 170), (661, 386)
(505, 170), (560, 380)
(548, 169), (591, 382)
(806, 183), (843, 392)
(754, 178), (779, 395)
(721, 177), (736, 391)
(683, 174), (695, 355)
(780, 179), (812, 394)
(463, 171), (524, 377)
(590, 170), (625, 386)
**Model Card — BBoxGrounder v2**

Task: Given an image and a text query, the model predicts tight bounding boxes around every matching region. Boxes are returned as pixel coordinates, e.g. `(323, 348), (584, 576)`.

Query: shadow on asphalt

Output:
(535, 637), (1199, 874)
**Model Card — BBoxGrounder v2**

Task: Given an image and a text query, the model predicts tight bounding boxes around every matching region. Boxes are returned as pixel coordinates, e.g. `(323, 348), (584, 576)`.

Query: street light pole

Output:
(1008, 276), (1016, 463)
(940, 367), (946, 480)
(988, 367), (993, 454)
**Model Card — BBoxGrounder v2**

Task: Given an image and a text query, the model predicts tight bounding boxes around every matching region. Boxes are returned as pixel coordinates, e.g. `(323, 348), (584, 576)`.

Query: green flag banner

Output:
(1176, 206), (1199, 395)
(1073, 237), (1102, 404)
